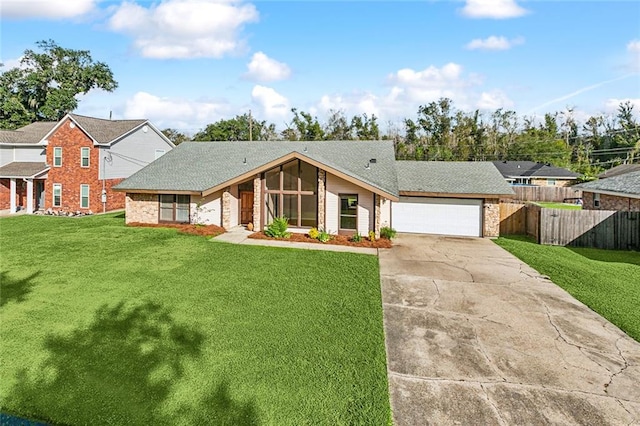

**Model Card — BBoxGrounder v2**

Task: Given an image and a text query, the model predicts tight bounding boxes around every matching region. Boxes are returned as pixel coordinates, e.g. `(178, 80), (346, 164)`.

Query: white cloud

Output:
(460, 0), (528, 19)
(0, 56), (24, 71)
(466, 36), (524, 51)
(604, 98), (640, 113)
(626, 39), (640, 72)
(477, 90), (514, 109)
(124, 91), (231, 130)
(251, 85), (290, 121)
(0, 0), (96, 19)
(627, 40), (640, 53)
(314, 63), (497, 122)
(244, 52), (291, 82)
(108, 0), (259, 59)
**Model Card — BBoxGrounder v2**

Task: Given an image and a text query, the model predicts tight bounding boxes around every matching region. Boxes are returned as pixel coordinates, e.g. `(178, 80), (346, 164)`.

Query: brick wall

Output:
(583, 191), (640, 212)
(0, 179), (10, 210)
(125, 193), (159, 224)
(530, 178), (574, 187)
(483, 198), (500, 237)
(45, 118), (125, 212)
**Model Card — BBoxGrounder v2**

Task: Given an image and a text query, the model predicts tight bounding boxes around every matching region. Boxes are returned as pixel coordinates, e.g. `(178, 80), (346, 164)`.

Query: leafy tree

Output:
(287, 108), (325, 141)
(0, 40), (118, 129)
(324, 109), (351, 140)
(193, 114), (276, 141)
(350, 113), (379, 140)
(161, 128), (190, 145)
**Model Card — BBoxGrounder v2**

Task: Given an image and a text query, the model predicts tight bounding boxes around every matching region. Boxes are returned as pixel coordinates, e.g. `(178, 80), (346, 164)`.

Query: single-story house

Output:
(492, 161), (580, 187)
(574, 171), (640, 212)
(115, 141), (514, 237)
(597, 163), (640, 179)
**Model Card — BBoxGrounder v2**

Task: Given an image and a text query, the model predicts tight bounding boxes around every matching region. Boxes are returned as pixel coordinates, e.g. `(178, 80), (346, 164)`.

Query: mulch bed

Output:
(127, 222), (225, 237)
(249, 231), (393, 249)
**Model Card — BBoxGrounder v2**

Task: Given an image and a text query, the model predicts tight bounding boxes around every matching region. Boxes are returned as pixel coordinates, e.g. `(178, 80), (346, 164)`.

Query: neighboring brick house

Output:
(115, 141), (514, 238)
(492, 161), (580, 187)
(574, 171), (640, 212)
(0, 114), (174, 214)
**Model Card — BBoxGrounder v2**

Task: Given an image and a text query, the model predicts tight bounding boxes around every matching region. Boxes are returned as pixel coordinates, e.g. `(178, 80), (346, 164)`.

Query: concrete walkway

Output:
(212, 226), (379, 255)
(379, 234), (640, 425)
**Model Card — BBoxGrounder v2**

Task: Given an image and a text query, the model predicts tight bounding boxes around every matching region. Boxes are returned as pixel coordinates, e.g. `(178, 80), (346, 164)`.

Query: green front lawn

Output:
(0, 214), (390, 425)
(534, 201), (582, 210)
(495, 236), (640, 342)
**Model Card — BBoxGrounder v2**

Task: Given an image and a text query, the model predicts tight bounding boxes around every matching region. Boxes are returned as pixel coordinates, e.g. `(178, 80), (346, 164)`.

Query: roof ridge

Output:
(69, 113), (147, 123)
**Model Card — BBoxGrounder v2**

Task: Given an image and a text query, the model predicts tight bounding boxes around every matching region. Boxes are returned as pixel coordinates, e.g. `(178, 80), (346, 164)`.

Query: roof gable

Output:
(115, 141), (399, 198)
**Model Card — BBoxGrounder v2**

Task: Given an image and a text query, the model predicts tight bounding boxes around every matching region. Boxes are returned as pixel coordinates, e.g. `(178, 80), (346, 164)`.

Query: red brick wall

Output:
(583, 191), (640, 212)
(0, 179), (10, 210)
(45, 118), (124, 212)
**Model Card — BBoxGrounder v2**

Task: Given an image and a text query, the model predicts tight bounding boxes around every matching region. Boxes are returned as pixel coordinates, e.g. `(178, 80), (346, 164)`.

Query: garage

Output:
(393, 197), (483, 237)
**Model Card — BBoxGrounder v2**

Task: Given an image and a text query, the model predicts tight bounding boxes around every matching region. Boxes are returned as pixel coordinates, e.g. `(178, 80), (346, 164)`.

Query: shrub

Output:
(308, 227), (319, 239)
(265, 216), (291, 238)
(380, 226), (397, 240)
(317, 230), (331, 243)
(350, 232), (362, 243)
(368, 230), (376, 242)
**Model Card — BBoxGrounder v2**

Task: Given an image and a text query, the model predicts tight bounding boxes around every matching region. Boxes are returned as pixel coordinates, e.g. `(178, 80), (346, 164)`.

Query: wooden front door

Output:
(240, 191), (254, 224)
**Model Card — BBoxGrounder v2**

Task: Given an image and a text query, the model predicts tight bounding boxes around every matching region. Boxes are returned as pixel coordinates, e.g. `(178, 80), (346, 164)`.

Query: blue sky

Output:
(1, 0), (639, 134)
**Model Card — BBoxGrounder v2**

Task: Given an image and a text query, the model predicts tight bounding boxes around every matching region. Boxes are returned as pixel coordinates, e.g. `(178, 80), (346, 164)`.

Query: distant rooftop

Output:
(492, 161), (580, 179)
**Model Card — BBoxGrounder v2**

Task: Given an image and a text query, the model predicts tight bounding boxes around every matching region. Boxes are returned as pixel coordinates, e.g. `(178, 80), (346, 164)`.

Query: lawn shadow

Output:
(0, 271), (40, 308)
(5, 300), (260, 425)
(567, 246), (640, 266)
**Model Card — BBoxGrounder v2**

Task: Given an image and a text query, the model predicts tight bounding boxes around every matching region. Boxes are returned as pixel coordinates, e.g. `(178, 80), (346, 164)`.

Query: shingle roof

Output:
(492, 161), (580, 179)
(0, 162), (49, 178)
(574, 171), (640, 197)
(69, 114), (147, 144)
(396, 161), (514, 196)
(0, 122), (57, 144)
(115, 141), (399, 196)
(597, 164), (640, 179)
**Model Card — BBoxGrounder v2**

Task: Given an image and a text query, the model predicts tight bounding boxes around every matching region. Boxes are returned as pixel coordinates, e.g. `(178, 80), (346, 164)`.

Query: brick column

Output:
(318, 170), (326, 230)
(375, 195), (382, 238)
(253, 175), (261, 230)
(222, 187), (232, 230)
(483, 199), (500, 237)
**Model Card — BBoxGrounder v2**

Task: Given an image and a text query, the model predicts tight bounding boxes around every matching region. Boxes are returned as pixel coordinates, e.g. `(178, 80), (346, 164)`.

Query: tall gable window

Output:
(53, 147), (62, 167)
(159, 195), (190, 223)
(81, 147), (90, 167)
(53, 184), (62, 207)
(264, 160), (317, 227)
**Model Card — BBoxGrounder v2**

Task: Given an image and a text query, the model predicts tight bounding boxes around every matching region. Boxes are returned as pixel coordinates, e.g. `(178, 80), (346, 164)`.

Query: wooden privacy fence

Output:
(499, 202), (640, 250)
(537, 209), (640, 250)
(507, 186), (582, 203)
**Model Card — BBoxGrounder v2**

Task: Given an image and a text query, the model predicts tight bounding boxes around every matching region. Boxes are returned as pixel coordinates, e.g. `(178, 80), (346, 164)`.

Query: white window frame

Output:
(53, 147), (62, 167)
(594, 193), (600, 208)
(155, 149), (166, 159)
(80, 147), (90, 168)
(80, 184), (90, 209)
(53, 183), (62, 207)
(547, 178), (556, 186)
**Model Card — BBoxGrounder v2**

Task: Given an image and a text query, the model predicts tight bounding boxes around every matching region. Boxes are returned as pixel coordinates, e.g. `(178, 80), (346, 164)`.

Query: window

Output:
(263, 160), (318, 228)
(53, 147), (62, 167)
(80, 147), (90, 167)
(80, 185), (89, 208)
(339, 194), (358, 230)
(53, 184), (62, 207)
(594, 193), (600, 208)
(547, 179), (556, 186)
(155, 149), (166, 159)
(159, 194), (190, 222)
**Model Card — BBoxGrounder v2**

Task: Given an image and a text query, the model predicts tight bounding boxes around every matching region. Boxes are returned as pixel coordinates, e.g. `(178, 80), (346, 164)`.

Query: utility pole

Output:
(249, 109), (253, 141)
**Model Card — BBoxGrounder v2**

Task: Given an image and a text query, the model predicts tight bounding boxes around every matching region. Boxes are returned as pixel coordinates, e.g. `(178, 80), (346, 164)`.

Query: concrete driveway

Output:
(379, 234), (640, 425)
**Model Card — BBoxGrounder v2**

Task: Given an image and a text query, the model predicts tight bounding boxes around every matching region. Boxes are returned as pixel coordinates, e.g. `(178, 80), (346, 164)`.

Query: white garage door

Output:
(393, 197), (483, 237)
